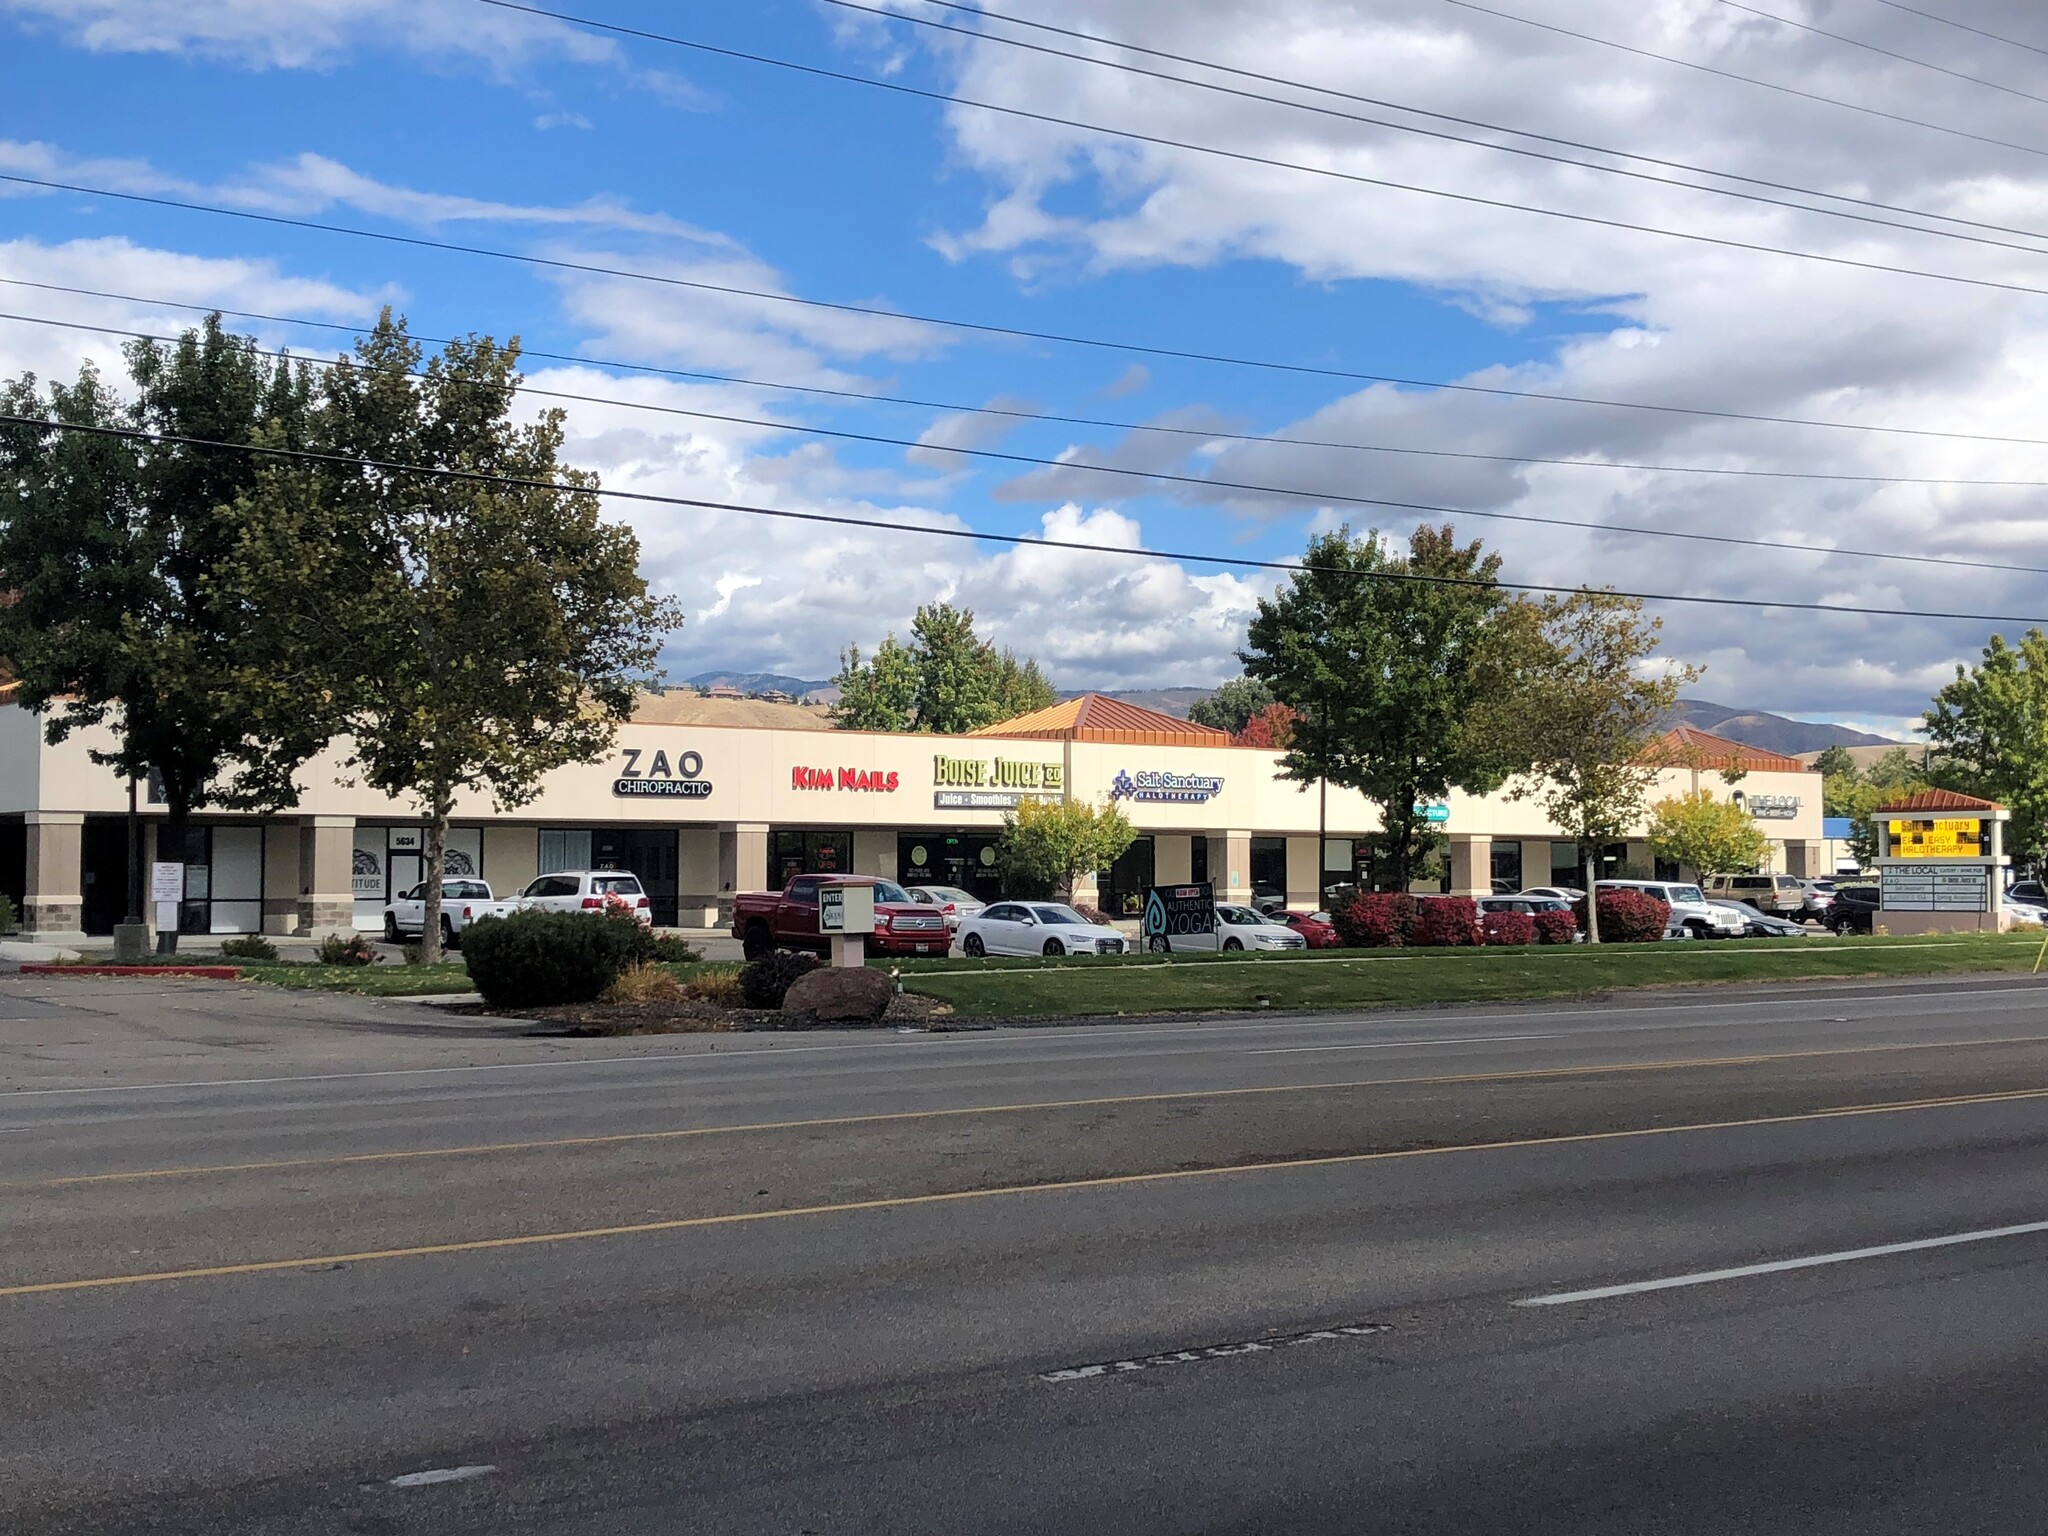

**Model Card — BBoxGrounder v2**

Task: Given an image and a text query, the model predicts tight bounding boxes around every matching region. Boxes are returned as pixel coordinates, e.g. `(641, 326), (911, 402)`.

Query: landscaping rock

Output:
(782, 965), (896, 1023)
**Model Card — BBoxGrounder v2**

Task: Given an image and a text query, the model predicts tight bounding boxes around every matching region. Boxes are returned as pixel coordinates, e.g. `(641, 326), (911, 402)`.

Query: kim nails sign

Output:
(792, 765), (900, 792)
(614, 747), (712, 799)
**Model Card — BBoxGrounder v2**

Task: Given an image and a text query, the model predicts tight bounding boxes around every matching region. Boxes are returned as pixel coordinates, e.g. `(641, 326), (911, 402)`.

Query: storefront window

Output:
(538, 828), (592, 875)
(1250, 837), (1287, 903)
(169, 825), (264, 935)
(899, 832), (1003, 902)
(1550, 842), (1581, 889)
(1490, 842), (1523, 894)
(1097, 835), (1155, 917)
(770, 830), (852, 889)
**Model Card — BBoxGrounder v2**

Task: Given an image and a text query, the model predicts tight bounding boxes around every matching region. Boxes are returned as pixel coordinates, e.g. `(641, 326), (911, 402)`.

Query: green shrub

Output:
(461, 908), (641, 1007)
(219, 934), (279, 962)
(739, 949), (821, 1009)
(0, 893), (17, 935)
(317, 932), (376, 966)
(402, 941), (425, 967)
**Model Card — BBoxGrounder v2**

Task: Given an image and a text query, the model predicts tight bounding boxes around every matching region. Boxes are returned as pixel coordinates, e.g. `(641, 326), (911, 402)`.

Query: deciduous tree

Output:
(0, 319), (321, 949)
(1188, 675), (1276, 735)
(1241, 524), (1530, 892)
(995, 797), (1137, 902)
(1924, 630), (2048, 866)
(831, 603), (1055, 733)
(1507, 590), (1699, 941)
(222, 313), (681, 961)
(1647, 790), (1769, 878)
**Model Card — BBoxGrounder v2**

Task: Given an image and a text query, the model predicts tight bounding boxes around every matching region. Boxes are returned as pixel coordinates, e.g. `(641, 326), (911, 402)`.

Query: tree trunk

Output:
(421, 788), (452, 965)
(1583, 846), (1601, 944)
(156, 794), (190, 955)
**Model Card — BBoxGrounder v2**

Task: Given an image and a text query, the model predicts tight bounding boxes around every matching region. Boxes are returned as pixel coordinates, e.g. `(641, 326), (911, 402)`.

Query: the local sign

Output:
(1111, 769), (1224, 805)
(1741, 793), (1801, 821)
(614, 747), (712, 799)
(1888, 817), (1983, 859)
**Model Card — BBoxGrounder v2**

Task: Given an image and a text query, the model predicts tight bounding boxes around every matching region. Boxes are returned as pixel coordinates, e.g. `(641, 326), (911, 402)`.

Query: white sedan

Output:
(955, 901), (1129, 958)
(1154, 904), (1308, 953)
(906, 884), (987, 930)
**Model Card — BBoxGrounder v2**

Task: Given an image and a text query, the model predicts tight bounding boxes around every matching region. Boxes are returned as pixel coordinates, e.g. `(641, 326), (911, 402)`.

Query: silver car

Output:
(905, 884), (986, 931)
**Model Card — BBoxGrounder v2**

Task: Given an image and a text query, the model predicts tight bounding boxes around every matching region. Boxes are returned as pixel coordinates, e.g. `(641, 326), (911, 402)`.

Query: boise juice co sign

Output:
(793, 765), (900, 792)
(932, 754), (1064, 810)
(613, 747), (712, 799)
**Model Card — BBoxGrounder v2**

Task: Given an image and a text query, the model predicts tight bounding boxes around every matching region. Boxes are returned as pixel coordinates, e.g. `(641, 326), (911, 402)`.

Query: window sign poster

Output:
(1143, 883), (1216, 952)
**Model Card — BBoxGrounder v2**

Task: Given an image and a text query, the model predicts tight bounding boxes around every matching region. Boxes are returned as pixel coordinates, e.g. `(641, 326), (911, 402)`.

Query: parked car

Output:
(1826, 884), (1880, 934)
(1709, 900), (1813, 939)
(517, 869), (653, 924)
(1703, 872), (1810, 918)
(1520, 886), (1585, 903)
(1479, 895), (1574, 918)
(1158, 903), (1308, 953)
(1275, 910), (1343, 948)
(381, 878), (517, 947)
(1596, 879), (1746, 939)
(956, 901), (1129, 958)
(2007, 880), (2047, 909)
(904, 884), (986, 930)
(2007, 902), (2047, 928)
(1795, 881), (1835, 923)
(731, 875), (950, 959)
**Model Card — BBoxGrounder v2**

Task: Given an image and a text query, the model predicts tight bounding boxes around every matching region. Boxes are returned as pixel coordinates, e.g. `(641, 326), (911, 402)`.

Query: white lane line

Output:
(1249, 1032), (1563, 1055)
(5, 982), (2043, 1100)
(1515, 1219), (2048, 1307)
(387, 1464), (496, 1488)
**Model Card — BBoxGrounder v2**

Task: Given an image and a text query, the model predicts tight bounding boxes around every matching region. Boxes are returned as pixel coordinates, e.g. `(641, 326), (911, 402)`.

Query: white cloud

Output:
(533, 110), (593, 132)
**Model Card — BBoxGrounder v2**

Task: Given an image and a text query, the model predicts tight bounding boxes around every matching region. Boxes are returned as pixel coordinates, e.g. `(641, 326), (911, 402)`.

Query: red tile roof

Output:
(1641, 725), (1807, 775)
(970, 693), (1232, 746)
(1872, 788), (2003, 814)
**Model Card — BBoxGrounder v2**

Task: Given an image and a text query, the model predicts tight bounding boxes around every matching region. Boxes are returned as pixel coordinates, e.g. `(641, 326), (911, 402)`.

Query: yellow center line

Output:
(6, 1083), (2048, 1300)
(25, 1031), (2048, 1189)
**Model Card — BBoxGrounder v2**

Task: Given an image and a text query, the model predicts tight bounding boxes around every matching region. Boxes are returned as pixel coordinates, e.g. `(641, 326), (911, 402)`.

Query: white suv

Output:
(518, 869), (652, 923)
(1596, 879), (1746, 940)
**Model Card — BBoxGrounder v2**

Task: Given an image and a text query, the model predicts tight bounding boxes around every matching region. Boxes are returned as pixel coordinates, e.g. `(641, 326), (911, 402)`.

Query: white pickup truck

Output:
(381, 878), (518, 946)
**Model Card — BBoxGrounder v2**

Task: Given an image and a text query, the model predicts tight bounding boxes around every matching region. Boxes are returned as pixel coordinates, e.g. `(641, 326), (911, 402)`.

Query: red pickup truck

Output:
(732, 875), (954, 960)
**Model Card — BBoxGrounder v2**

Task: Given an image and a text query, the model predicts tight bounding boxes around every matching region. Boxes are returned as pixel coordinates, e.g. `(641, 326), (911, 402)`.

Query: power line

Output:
(12, 304), (2043, 579)
(821, 0), (2048, 253)
(3, 411), (2040, 627)
(1866, 0), (2048, 62)
(12, 171), (2048, 448)
(1427, 0), (2048, 162)
(17, 277), (2048, 477)
(1715, 0), (2048, 109)
(464, 0), (2048, 300)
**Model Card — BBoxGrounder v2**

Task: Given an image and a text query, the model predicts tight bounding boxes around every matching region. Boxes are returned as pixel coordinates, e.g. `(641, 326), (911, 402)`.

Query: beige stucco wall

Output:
(4, 705), (1824, 897)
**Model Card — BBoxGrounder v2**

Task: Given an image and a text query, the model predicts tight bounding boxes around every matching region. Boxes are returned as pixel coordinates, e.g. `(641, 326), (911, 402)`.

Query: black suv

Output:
(1826, 885), (1880, 934)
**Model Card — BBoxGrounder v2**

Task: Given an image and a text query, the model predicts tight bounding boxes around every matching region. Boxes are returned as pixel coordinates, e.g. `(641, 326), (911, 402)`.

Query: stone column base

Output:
(25, 897), (82, 937)
(298, 898), (357, 938)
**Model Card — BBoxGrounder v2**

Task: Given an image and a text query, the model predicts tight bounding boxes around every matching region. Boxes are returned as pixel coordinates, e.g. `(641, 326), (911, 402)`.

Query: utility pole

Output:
(114, 775), (149, 962)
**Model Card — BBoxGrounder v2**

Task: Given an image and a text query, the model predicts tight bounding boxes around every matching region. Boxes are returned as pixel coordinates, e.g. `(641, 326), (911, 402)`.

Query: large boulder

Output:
(782, 965), (896, 1024)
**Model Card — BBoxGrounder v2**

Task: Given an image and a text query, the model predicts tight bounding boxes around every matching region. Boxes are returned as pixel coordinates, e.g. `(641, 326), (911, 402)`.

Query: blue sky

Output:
(5, 0), (2047, 735)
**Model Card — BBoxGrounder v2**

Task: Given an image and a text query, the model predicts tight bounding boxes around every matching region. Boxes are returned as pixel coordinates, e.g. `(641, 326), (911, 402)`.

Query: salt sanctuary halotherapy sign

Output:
(1110, 769), (1225, 805)
(613, 747), (712, 799)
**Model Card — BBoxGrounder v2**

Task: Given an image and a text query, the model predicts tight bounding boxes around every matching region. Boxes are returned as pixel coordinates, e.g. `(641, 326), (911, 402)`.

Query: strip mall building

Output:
(0, 692), (1824, 943)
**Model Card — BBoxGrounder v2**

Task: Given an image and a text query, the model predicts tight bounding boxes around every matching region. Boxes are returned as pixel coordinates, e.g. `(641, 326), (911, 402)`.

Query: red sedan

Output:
(1276, 910), (1343, 948)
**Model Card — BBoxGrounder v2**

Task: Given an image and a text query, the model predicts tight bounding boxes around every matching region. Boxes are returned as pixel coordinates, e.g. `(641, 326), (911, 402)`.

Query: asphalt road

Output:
(6, 972), (2048, 1532)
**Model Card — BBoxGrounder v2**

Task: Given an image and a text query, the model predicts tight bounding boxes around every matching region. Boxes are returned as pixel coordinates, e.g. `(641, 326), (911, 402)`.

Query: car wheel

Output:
(1223, 937), (1244, 952)
(383, 912), (400, 943)
(741, 922), (772, 961)
(440, 916), (456, 949)
(963, 934), (986, 958)
(1042, 938), (1065, 957)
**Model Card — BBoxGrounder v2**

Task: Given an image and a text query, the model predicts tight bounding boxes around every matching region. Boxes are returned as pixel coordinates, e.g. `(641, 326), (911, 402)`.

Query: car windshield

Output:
(1668, 885), (1705, 904)
(1032, 905), (1085, 925)
(872, 881), (913, 904)
(927, 887), (975, 904)
(445, 880), (489, 900)
(1219, 907), (1261, 925)
(592, 875), (643, 895)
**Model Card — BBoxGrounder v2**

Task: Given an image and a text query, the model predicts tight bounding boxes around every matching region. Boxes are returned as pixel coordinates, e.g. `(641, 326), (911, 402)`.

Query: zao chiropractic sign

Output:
(613, 747), (712, 799)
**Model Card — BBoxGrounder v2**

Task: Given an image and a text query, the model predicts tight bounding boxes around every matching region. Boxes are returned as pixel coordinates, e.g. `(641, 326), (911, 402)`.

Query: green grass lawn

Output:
(895, 934), (2048, 1019)
(234, 961), (479, 996)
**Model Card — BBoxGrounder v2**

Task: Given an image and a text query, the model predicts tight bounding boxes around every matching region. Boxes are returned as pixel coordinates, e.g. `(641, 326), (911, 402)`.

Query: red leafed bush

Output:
(1412, 896), (1480, 947)
(1573, 890), (1671, 944)
(1532, 909), (1578, 945)
(1480, 909), (1536, 946)
(1333, 891), (1415, 947)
